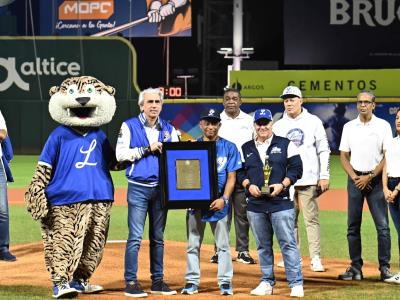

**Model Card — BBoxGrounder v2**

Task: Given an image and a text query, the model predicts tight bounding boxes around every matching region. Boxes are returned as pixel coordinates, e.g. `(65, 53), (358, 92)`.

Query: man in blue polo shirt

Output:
(180, 108), (241, 296)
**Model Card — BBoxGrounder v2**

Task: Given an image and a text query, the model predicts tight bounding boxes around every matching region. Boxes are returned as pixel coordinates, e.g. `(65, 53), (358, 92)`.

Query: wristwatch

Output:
(369, 172), (375, 179)
(221, 195), (229, 205)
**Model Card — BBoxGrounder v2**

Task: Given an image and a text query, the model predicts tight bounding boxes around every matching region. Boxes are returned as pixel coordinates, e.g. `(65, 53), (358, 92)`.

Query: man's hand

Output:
(353, 175), (372, 191)
(148, 9), (163, 22)
(317, 179), (330, 194)
(159, 2), (176, 17)
(150, 142), (163, 153)
(383, 187), (396, 203)
(270, 183), (284, 197)
(248, 184), (261, 197)
(209, 198), (224, 211)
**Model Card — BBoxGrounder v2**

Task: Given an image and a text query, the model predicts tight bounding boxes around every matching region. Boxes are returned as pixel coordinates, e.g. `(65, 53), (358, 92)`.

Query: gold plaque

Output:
(176, 159), (201, 190)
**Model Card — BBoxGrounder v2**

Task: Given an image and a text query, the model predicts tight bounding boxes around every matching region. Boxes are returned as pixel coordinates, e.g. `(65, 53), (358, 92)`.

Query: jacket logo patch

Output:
(163, 130), (171, 141)
(270, 146), (282, 154)
(246, 152), (253, 158)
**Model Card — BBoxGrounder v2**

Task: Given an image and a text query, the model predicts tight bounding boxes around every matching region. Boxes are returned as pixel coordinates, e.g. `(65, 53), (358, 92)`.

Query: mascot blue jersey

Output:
(39, 125), (114, 205)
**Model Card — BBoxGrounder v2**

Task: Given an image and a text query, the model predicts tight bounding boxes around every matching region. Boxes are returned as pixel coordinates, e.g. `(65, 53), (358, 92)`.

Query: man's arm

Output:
(210, 171), (236, 211)
(315, 120), (331, 193)
(0, 111), (7, 141)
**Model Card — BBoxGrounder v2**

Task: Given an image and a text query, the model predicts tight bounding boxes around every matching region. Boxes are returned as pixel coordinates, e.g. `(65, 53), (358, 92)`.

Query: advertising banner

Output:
(0, 37), (139, 100)
(162, 101), (400, 153)
(229, 69), (400, 97)
(284, 0), (400, 66)
(39, 0), (192, 37)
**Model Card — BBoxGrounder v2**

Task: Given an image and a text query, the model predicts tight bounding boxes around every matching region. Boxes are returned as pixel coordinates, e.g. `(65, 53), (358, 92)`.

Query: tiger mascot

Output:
(25, 76), (119, 299)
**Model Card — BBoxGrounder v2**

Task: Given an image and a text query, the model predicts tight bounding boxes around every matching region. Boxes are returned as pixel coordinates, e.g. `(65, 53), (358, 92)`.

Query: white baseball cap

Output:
(280, 86), (302, 99)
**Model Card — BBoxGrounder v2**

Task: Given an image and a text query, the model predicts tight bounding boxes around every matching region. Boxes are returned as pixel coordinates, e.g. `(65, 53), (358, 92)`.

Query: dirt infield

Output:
(2, 241), (382, 299)
(9, 188), (370, 212)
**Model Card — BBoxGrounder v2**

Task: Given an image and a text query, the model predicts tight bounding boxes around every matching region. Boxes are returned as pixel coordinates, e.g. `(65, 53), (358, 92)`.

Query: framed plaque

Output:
(160, 141), (218, 209)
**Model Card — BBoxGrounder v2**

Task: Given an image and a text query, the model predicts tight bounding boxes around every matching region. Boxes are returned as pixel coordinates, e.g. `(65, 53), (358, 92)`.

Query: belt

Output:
(354, 170), (373, 176)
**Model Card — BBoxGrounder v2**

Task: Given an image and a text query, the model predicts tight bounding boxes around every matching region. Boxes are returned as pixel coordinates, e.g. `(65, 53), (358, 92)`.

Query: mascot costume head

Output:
(25, 76), (118, 299)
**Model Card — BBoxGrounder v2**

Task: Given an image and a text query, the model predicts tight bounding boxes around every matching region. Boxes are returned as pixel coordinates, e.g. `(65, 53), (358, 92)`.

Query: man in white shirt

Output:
(273, 86), (330, 272)
(338, 90), (393, 281)
(215, 88), (256, 265)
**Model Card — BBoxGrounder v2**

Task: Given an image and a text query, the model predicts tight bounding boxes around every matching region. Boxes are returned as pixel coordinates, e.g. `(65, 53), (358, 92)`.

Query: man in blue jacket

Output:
(181, 108), (242, 296)
(116, 88), (180, 298)
(237, 109), (304, 298)
(0, 110), (16, 262)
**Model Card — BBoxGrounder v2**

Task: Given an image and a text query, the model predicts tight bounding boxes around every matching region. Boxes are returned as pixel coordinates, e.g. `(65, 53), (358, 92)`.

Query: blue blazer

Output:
(1, 136), (14, 182)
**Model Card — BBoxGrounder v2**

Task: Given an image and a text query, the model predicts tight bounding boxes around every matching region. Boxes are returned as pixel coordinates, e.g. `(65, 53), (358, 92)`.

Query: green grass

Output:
(7, 154), (400, 299)
(10, 155), (347, 189)
(10, 206), (400, 266)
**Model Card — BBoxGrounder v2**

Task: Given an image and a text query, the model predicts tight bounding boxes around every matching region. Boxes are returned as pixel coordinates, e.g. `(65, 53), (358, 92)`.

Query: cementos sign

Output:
(0, 37), (139, 100)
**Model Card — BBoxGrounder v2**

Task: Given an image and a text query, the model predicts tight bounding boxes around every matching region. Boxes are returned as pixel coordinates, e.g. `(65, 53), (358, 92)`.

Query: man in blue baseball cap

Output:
(238, 108), (304, 297)
(181, 108), (242, 296)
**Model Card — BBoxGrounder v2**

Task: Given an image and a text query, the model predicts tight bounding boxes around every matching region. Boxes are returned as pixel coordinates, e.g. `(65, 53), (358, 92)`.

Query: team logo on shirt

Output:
(286, 128), (304, 147)
(270, 146), (282, 154)
(217, 156), (227, 172)
(75, 139), (98, 169)
(163, 130), (171, 142)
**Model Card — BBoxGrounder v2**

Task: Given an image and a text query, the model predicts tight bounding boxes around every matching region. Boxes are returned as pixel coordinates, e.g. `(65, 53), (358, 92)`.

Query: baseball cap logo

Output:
(208, 109), (215, 116)
(59, 0), (114, 20)
(260, 109), (266, 115)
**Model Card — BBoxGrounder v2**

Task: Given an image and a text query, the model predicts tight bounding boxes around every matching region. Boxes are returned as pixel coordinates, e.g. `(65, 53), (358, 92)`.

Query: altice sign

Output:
(0, 37), (139, 100)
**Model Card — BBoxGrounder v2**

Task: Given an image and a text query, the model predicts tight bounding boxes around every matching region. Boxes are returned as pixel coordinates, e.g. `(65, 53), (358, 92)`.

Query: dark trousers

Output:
(388, 177), (400, 264)
(347, 176), (391, 270)
(228, 186), (250, 252)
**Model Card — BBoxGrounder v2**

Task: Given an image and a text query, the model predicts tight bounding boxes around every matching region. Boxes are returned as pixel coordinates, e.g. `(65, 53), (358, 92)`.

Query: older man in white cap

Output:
(273, 85), (330, 272)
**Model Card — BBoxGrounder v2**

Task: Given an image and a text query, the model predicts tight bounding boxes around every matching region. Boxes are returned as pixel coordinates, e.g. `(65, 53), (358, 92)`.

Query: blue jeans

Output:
(185, 210), (232, 286)
(124, 183), (167, 283)
(347, 176), (391, 270)
(388, 177), (400, 254)
(247, 208), (303, 288)
(0, 161), (10, 254)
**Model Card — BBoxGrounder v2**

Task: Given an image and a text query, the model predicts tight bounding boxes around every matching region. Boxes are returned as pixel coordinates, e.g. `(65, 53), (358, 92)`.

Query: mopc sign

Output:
(0, 37), (139, 100)
(229, 69), (400, 97)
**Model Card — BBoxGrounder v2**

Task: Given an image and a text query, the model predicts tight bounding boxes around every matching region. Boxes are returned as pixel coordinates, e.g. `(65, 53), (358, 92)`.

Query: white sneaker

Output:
(250, 281), (273, 296)
(310, 256), (325, 272)
(384, 272), (400, 284)
(290, 285), (304, 298)
(277, 257), (303, 268)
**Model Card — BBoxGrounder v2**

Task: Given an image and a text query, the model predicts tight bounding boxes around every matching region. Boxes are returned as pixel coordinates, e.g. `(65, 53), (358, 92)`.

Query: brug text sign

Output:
(0, 57), (80, 92)
(331, 0), (400, 26)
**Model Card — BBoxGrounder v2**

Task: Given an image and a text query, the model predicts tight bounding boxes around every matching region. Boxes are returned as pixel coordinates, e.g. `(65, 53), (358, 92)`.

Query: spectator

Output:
(116, 88), (179, 297)
(273, 85), (330, 272)
(216, 87), (255, 265)
(382, 108), (400, 284)
(0, 110), (16, 262)
(338, 90), (392, 281)
(181, 108), (241, 296)
(238, 108), (304, 298)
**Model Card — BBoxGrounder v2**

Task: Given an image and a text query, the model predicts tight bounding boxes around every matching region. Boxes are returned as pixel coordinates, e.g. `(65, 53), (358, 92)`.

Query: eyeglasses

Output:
(357, 100), (373, 105)
(145, 99), (161, 104)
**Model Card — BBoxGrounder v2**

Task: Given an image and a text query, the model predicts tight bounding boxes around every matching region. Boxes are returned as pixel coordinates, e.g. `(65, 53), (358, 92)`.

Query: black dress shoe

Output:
(338, 266), (363, 280)
(380, 266), (393, 281)
(0, 251), (16, 262)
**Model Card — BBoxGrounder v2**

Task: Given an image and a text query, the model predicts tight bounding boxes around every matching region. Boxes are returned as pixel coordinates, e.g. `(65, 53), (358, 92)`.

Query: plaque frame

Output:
(160, 141), (218, 209)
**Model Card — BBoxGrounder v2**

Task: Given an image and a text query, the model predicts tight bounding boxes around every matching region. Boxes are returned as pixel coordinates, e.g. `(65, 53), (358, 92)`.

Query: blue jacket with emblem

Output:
(124, 115), (175, 184)
(237, 135), (302, 213)
(1, 136), (14, 182)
